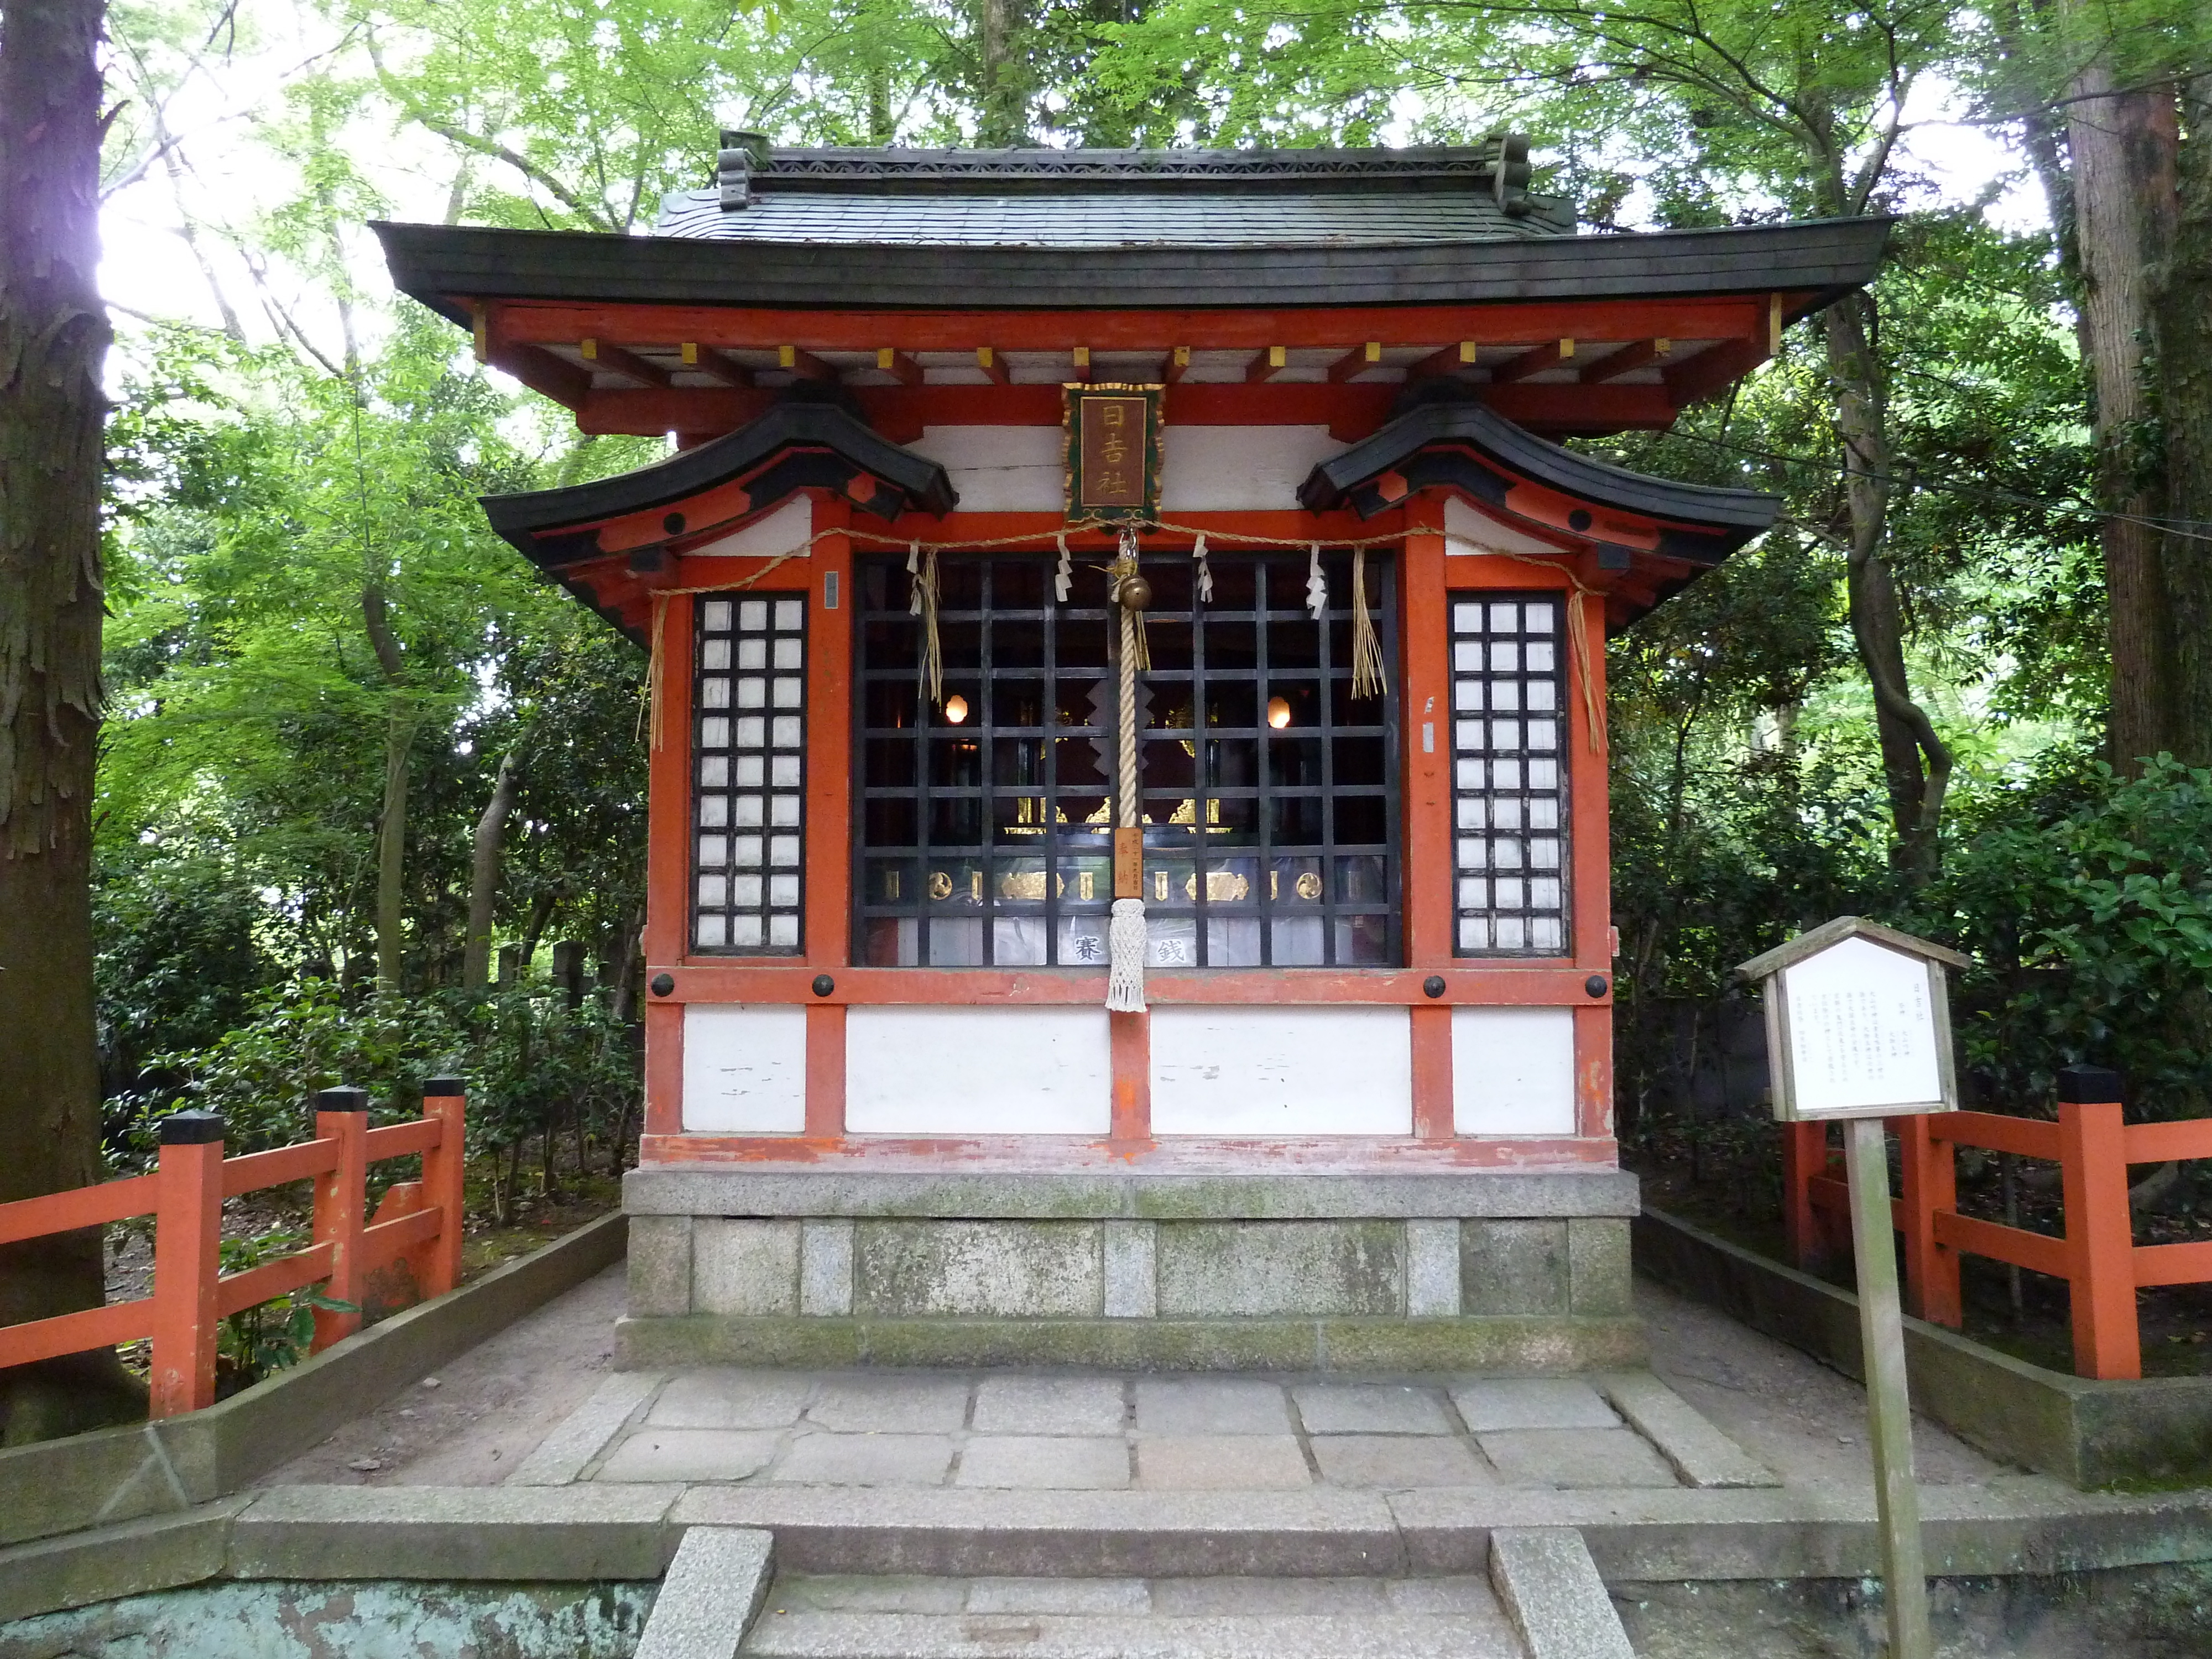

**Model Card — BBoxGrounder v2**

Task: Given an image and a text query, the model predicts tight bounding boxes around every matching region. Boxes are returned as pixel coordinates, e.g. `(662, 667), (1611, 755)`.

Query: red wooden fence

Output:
(0, 1081), (466, 1416)
(1784, 1081), (2212, 1380)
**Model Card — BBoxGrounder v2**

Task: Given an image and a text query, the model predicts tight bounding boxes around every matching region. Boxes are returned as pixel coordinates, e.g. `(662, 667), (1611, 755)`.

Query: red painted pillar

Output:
(419, 1078), (467, 1300)
(2058, 1095), (2139, 1379)
(1896, 1114), (1959, 1325)
(1782, 1120), (1828, 1271)
(148, 1110), (226, 1418)
(311, 1087), (369, 1353)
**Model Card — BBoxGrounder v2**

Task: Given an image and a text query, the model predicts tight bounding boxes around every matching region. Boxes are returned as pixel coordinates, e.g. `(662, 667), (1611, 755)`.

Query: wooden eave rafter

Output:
(465, 292), (1789, 434)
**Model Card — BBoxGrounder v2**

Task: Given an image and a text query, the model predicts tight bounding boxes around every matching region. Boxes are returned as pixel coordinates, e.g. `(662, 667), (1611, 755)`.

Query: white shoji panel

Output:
(694, 595), (806, 954)
(1448, 594), (1571, 956)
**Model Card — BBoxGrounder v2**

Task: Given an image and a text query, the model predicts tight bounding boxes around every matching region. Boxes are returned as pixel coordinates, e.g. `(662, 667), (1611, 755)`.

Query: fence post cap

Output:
(313, 1085), (371, 1114)
(158, 1109), (226, 1145)
(422, 1076), (466, 1097)
(2056, 1063), (2125, 1105)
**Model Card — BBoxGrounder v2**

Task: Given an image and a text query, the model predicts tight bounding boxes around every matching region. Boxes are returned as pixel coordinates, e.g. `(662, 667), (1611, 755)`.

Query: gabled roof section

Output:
(481, 394), (954, 645)
(658, 139), (1575, 245)
(1737, 916), (1970, 981)
(1299, 394), (1781, 628)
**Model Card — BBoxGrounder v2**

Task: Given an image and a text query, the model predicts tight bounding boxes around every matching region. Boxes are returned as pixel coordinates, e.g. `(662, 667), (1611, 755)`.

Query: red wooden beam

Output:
(1244, 345), (1289, 383)
(1578, 337), (1671, 383)
(1407, 341), (1477, 382)
(1662, 337), (1767, 407)
(1165, 345), (1193, 384)
(1070, 345), (1093, 383)
(487, 295), (1779, 355)
(1489, 339), (1575, 385)
(875, 347), (924, 387)
(682, 342), (753, 388)
(778, 343), (837, 382)
(1328, 342), (1384, 383)
(975, 345), (1010, 385)
(581, 337), (672, 389)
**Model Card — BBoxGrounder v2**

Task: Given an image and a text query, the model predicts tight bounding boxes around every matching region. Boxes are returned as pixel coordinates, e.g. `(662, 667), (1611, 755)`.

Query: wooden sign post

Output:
(1739, 917), (1968, 1659)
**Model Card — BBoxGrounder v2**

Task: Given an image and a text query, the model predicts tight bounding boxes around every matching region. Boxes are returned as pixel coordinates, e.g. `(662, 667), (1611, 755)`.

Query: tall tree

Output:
(1, 0), (144, 1438)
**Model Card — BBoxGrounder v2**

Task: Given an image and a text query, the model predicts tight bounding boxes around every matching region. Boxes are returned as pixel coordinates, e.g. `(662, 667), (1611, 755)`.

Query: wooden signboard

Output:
(1064, 384), (1163, 524)
(1738, 915), (1970, 1659)
(1741, 916), (1965, 1122)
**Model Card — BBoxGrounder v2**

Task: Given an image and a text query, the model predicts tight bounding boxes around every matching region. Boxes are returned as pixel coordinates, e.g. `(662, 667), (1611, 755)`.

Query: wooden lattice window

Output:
(691, 595), (806, 953)
(1448, 592), (1569, 955)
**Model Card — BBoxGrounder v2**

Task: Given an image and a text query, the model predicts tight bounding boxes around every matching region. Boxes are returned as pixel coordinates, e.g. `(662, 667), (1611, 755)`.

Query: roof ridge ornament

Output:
(719, 129), (769, 210)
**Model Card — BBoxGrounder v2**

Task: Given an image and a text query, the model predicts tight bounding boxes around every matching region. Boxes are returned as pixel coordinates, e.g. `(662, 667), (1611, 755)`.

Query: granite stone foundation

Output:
(617, 1168), (1641, 1373)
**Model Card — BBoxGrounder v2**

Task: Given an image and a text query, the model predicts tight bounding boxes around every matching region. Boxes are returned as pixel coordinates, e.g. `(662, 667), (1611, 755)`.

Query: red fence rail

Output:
(1784, 1089), (2212, 1380)
(0, 1081), (466, 1416)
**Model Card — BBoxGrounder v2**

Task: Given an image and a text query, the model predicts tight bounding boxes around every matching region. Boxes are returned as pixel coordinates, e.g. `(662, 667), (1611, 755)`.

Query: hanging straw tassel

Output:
(1192, 531), (1213, 602)
(909, 541), (943, 708)
(1350, 546), (1387, 700)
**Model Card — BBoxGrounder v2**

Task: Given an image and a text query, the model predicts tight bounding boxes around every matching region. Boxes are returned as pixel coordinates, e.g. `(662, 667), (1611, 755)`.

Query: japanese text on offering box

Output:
(1078, 396), (1147, 508)
(1781, 936), (1945, 1116)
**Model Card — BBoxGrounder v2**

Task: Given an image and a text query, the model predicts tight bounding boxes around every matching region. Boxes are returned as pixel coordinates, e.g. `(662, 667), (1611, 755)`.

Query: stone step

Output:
(739, 1574), (1528, 1659)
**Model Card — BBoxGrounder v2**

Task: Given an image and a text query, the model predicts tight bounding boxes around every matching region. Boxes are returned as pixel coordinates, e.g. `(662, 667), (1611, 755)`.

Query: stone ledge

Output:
(612, 1314), (1647, 1374)
(1632, 1207), (2212, 1490)
(227, 1483), (686, 1581)
(0, 1211), (629, 1549)
(625, 1167), (1640, 1220)
(0, 1499), (247, 1625)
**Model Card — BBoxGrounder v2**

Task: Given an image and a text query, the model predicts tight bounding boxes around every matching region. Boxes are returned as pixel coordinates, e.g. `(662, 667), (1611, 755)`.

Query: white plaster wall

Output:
(845, 1006), (1112, 1135)
(908, 426), (1065, 512)
(1452, 1005), (1577, 1135)
(1160, 426), (1347, 513)
(1150, 1006), (1413, 1135)
(1443, 494), (1572, 560)
(682, 1004), (808, 1133)
(903, 425), (1352, 517)
(690, 496), (813, 558)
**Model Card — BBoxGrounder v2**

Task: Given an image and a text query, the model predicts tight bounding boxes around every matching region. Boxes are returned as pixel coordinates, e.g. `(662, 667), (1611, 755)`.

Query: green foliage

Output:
(1911, 756), (2212, 1118)
(213, 1227), (359, 1386)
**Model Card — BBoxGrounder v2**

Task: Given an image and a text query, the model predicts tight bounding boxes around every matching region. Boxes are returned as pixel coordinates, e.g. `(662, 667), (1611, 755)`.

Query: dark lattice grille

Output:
(691, 595), (806, 953)
(853, 550), (1399, 968)
(1448, 592), (1571, 955)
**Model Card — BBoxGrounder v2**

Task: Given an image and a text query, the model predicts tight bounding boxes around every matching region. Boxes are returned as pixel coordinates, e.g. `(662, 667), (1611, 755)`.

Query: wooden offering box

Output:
(379, 140), (1885, 1369)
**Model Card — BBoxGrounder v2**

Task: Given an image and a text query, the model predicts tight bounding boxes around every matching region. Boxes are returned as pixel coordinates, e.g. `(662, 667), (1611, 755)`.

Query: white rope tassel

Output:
(1104, 565), (1146, 1013)
(1192, 531), (1213, 602)
(1055, 532), (1073, 603)
(1306, 541), (1328, 618)
(1107, 899), (1147, 1011)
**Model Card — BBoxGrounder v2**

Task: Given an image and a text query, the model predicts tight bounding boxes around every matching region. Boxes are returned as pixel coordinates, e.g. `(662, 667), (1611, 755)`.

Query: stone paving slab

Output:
(1134, 1436), (1313, 1491)
(1309, 1434), (1497, 1489)
(569, 1367), (1741, 1496)
(956, 1437), (1131, 1491)
(1449, 1380), (1621, 1433)
(1475, 1429), (1680, 1490)
(1291, 1382), (1455, 1436)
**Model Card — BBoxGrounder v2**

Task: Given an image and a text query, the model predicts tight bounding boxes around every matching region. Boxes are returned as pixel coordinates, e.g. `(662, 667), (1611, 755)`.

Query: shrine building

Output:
(377, 139), (1885, 1370)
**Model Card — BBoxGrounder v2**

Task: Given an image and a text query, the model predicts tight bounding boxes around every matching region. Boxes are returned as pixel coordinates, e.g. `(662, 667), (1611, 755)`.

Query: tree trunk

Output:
(362, 583), (413, 992)
(463, 750), (520, 988)
(978, 0), (1022, 147)
(2153, 79), (2212, 767)
(1822, 293), (1952, 875)
(0, 0), (147, 1440)
(2059, 25), (2181, 769)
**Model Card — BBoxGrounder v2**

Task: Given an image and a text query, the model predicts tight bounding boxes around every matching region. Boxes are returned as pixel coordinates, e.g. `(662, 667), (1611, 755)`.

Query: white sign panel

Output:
(1780, 936), (1948, 1118)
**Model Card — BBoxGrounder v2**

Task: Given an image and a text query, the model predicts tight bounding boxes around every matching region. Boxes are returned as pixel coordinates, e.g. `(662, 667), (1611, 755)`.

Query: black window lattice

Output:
(853, 551), (1400, 968)
(691, 594), (806, 953)
(1448, 592), (1571, 955)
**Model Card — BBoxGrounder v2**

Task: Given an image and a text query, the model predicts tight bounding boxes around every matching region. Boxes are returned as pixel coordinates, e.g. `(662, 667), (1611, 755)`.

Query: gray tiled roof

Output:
(655, 186), (1575, 246)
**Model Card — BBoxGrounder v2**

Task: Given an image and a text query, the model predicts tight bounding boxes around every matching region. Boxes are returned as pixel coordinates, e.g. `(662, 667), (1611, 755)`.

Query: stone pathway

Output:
(520, 1368), (1738, 1493)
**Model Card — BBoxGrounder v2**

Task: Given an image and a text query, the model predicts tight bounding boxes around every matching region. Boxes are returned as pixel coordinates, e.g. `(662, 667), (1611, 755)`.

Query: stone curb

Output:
(6, 1475), (2212, 1630)
(1634, 1206), (2212, 1489)
(227, 1482), (687, 1581)
(0, 1210), (628, 1548)
(613, 1313), (1647, 1375)
(508, 1369), (666, 1486)
(633, 1526), (774, 1659)
(0, 1498), (248, 1626)
(1593, 1371), (1780, 1489)
(625, 1167), (1642, 1220)
(1489, 1527), (1636, 1659)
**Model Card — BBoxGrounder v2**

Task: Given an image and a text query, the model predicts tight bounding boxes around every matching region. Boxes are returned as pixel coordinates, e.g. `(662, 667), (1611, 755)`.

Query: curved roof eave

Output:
(481, 397), (957, 558)
(373, 215), (1891, 321)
